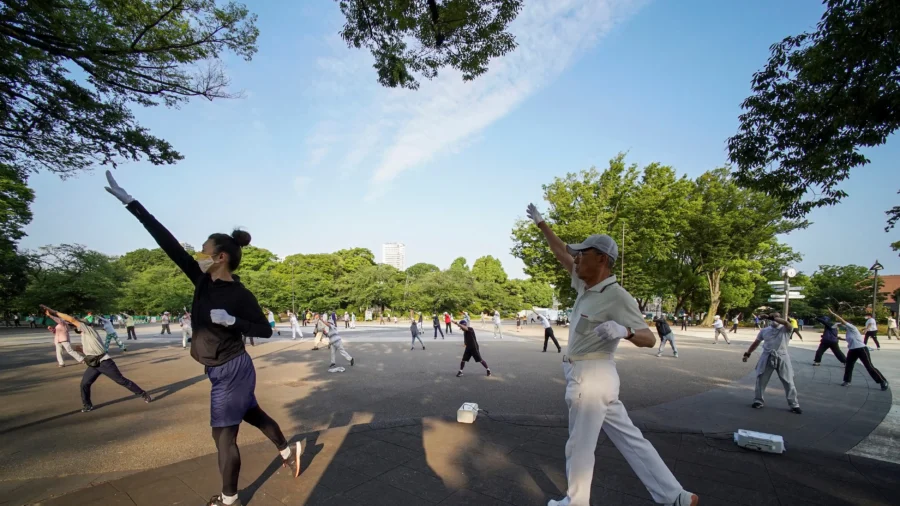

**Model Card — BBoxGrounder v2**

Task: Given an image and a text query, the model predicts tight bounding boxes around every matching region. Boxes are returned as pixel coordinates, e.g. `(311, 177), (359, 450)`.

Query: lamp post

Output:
(870, 260), (884, 316)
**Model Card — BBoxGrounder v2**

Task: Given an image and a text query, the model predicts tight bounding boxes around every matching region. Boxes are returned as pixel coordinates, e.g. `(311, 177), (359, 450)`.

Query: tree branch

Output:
(130, 0), (185, 49)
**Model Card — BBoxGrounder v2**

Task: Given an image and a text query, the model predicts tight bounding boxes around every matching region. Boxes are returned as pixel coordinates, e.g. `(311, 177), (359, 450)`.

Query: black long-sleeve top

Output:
(654, 319), (672, 336)
(463, 328), (479, 350)
(126, 201), (271, 366)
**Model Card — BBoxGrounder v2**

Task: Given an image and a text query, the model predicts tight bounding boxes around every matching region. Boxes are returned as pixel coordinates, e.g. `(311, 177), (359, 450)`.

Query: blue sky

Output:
(21, 0), (900, 278)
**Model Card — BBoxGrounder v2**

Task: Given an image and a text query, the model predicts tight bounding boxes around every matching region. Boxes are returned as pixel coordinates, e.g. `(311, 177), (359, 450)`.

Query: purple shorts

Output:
(206, 352), (257, 427)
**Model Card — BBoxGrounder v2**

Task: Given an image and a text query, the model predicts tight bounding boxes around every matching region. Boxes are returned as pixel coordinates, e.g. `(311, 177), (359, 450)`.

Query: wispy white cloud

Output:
(299, 0), (643, 198)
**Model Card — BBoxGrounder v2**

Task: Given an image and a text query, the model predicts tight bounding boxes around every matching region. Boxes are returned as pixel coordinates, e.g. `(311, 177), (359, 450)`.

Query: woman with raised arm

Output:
(828, 309), (889, 391)
(104, 171), (302, 506)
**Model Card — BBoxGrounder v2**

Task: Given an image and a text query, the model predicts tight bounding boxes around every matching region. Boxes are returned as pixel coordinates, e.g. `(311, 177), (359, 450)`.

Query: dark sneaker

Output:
(281, 440), (303, 478)
(350, 358), (354, 366)
(422, 346), (426, 350)
(882, 382), (889, 391)
(751, 401), (764, 409)
(207, 495), (242, 506)
(456, 371), (463, 377)
(328, 363), (336, 368)
(81, 404), (93, 412)
(142, 393), (152, 403)
(670, 491), (699, 506)
(790, 407), (803, 414)
(486, 369), (492, 377)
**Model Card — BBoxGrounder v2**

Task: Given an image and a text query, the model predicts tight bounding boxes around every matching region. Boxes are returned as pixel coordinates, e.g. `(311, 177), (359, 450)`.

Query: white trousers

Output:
(561, 360), (682, 505)
(313, 331), (328, 347)
(56, 341), (84, 366)
(182, 327), (192, 348)
(330, 340), (352, 364)
(493, 323), (503, 338)
(291, 323), (303, 339)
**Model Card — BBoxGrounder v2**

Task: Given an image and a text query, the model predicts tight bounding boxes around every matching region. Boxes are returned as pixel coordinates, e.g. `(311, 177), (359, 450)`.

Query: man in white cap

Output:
(742, 312), (802, 413)
(526, 203), (698, 506)
(711, 315), (730, 344)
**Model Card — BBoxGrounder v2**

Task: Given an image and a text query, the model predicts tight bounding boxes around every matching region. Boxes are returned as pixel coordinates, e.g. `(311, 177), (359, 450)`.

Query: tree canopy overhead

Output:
(727, 0), (900, 226)
(336, 0), (522, 89)
(0, 0), (259, 177)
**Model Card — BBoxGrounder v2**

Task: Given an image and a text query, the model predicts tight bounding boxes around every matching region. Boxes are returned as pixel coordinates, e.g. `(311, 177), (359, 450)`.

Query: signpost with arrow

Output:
(768, 268), (803, 315)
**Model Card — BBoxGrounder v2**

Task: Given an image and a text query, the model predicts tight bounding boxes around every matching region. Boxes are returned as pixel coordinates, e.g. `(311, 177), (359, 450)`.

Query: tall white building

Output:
(381, 242), (406, 270)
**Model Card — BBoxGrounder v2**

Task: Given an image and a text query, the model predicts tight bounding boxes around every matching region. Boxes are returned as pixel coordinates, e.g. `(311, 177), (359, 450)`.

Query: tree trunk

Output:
(700, 268), (725, 326)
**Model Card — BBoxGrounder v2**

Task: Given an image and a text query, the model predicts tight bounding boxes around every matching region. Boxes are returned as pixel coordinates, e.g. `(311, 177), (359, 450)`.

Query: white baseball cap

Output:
(566, 234), (619, 261)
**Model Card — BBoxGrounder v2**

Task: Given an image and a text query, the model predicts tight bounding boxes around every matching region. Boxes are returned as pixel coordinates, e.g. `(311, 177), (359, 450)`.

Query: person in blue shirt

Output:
(812, 316), (846, 366)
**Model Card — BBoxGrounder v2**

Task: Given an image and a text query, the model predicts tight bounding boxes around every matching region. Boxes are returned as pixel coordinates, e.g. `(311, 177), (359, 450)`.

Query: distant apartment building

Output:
(381, 242), (406, 270)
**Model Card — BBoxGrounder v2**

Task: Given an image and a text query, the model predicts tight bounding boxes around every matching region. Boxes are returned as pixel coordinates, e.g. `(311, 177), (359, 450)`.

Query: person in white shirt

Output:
(729, 313), (741, 333)
(535, 310), (561, 353)
(481, 312), (487, 328)
(526, 203), (698, 506)
(711, 315), (731, 344)
(323, 320), (353, 369)
(863, 313), (880, 350)
(492, 310), (503, 339)
(266, 309), (280, 336)
(742, 313), (801, 413)
(180, 310), (192, 349)
(289, 311), (302, 340)
(828, 309), (888, 390)
(160, 311), (171, 334)
(887, 314), (898, 339)
(350, 313), (356, 329)
(343, 311), (350, 329)
(98, 315), (126, 352)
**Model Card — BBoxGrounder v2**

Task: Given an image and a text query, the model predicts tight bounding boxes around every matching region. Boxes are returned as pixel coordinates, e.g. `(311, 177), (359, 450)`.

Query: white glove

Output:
(593, 321), (628, 341)
(210, 309), (236, 327)
(104, 170), (134, 205)
(526, 203), (544, 226)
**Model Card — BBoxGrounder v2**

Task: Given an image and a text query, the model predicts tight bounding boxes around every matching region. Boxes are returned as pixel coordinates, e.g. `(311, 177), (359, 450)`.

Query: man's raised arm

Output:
(41, 305), (78, 326)
(526, 203), (574, 274)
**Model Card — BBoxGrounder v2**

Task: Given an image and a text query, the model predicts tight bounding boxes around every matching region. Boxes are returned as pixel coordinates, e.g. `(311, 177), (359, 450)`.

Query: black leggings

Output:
(844, 347), (886, 385)
(814, 341), (846, 364)
(213, 405), (288, 496)
(446, 323), (452, 333)
(864, 331), (880, 349)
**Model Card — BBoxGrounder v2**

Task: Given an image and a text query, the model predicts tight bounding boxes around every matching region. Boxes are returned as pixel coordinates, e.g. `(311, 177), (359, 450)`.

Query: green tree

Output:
(727, 0), (900, 229)
(118, 263), (193, 315)
(342, 263), (402, 313)
(506, 278), (553, 308)
(237, 246), (278, 272)
(336, 0), (522, 89)
(410, 268), (475, 313)
(115, 247), (175, 274)
(0, 0), (259, 177)
(472, 255), (507, 284)
(806, 264), (881, 316)
(0, 164), (34, 314)
(450, 257), (469, 271)
(20, 244), (126, 312)
(679, 169), (801, 324)
(405, 262), (440, 279)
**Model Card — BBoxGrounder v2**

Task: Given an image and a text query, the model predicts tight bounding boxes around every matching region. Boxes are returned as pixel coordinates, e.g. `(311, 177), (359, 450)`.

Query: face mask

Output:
(197, 253), (215, 273)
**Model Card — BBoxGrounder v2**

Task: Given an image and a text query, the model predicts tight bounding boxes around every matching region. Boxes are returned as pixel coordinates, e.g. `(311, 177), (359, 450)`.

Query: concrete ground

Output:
(1, 323), (897, 505)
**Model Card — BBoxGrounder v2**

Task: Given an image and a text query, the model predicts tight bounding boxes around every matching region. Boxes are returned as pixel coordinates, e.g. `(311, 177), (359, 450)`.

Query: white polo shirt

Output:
(865, 318), (877, 332)
(539, 315), (552, 329)
(567, 273), (648, 358)
(844, 325), (865, 350)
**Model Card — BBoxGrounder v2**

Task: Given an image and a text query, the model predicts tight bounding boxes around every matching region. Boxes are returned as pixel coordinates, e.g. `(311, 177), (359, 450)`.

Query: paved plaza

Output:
(1, 323), (898, 505)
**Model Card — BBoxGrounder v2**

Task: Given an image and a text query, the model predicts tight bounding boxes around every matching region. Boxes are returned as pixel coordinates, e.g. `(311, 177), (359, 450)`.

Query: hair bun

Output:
(231, 229), (251, 247)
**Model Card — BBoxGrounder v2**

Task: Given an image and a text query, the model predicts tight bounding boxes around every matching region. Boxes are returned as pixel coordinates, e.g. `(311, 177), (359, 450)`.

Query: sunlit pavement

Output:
(1, 324), (898, 504)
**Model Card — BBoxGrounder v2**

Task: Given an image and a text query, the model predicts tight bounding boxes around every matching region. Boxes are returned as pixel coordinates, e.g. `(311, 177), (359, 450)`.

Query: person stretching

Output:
(98, 315), (126, 352)
(433, 313), (444, 339)
(829, 309), (889, 391)
(742, 313), (801, 414)
(654, 316), (678, 358)
(48, 312), (84, 367)
(42, 305), (150, 411)
(104, 171), (301, 506)
(444, 312), (452, 334)
(410, 319), (426, 350)
(712, 315), (731, 344)
(289, 311), (302, 340)
(492, 310), (503, 339)
(181, 310), (193, 349)
(863, 313), (880, 350)
(812, 316), (846, 366)
(536, 311), (561, 353)
(323, 320), (354, 369)
(455, 320), (490, 377)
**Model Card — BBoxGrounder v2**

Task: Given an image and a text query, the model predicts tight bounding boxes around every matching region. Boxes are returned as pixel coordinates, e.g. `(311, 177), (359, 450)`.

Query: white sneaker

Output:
(656, 352), (662, 357)
(547, 498), (569, 506)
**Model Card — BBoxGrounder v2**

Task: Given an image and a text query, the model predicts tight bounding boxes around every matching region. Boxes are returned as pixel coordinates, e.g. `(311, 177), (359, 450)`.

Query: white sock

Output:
(280, 446), (292, 459)
(221, 493), (238, 505)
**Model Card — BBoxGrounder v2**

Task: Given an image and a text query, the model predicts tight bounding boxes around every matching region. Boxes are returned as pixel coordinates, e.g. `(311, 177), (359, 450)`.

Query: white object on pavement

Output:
(457, 402), (479, 423)
(327, 366), (346, 373)
(734, 429), (785, 454)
